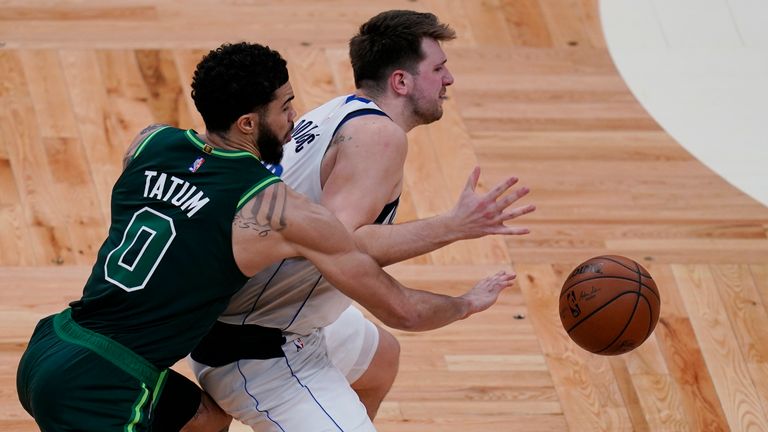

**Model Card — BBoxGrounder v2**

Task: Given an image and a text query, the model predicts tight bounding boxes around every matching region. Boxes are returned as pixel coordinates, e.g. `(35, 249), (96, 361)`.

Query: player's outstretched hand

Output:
(447, 167), (536, 240)
(461, 270), (516, 317)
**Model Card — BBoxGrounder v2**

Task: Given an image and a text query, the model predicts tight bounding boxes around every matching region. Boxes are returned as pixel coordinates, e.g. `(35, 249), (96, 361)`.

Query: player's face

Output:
(257, 82), (296, 164)
(407, 38), (454, 125)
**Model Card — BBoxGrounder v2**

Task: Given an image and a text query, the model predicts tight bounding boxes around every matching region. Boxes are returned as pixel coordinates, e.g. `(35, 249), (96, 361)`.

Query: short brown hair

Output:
(349, 10), (455, 93)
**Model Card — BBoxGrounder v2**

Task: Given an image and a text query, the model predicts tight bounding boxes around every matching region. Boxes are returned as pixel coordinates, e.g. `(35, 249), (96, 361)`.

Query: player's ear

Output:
(235, 112), (258, 135)
(390, 70), (410, 96)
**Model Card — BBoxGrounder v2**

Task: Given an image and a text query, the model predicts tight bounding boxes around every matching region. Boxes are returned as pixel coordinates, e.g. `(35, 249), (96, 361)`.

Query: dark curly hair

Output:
(191, 42), (289, 133)
(349, 10), (455, 94)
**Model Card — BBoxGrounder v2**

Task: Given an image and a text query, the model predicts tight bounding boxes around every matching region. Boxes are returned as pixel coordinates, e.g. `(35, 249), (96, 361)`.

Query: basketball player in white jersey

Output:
(189, 10), (536, 431)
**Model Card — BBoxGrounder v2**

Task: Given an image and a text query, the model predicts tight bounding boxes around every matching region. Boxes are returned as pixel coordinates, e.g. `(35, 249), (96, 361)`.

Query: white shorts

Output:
(325, 305), (379, 383)
(189, 306), (379, 431)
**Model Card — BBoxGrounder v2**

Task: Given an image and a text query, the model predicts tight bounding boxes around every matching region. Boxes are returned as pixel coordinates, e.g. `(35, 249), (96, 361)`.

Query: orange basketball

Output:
(559, 255), (660, 355)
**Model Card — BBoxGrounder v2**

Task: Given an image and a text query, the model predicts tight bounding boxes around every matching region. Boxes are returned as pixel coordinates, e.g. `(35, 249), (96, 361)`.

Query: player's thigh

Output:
(323, 305), (380, 382)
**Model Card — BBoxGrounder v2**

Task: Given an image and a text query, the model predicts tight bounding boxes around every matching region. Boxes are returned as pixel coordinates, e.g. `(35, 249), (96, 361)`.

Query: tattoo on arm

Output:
(138, 124), (161, 135)
(234, 183), (288, 237)
(122, 143), (139, 169)
(122, 124), (166, 169)
(331, 133), (351, 147)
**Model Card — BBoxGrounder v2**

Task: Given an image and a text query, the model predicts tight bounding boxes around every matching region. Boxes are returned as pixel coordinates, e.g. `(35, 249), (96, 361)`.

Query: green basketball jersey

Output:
(71, 126), (281, 368)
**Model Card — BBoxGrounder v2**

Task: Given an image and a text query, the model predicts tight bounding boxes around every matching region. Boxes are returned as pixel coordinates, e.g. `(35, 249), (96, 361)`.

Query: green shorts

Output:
(16, 309), (195, 432)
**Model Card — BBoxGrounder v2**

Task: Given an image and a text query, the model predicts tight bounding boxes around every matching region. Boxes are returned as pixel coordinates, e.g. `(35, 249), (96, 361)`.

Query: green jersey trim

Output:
(185, 129), (261, 160)
(237, 176), (283, 211)
(149, 369), (169, 414)
(53, 309), (162, 386)
(124, 383), (150, 432)
(134, 125), (171, 159)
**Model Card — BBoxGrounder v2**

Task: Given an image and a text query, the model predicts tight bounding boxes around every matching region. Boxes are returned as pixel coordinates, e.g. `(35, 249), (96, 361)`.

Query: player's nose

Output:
(443, 68), (455, 86)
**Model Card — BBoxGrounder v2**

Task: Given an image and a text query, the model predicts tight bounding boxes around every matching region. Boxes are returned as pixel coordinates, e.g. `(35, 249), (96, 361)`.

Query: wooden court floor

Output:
(1, 1), (767, 431)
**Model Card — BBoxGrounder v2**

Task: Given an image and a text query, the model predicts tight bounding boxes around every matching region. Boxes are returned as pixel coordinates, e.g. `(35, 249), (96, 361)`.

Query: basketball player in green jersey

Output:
(16, 42), (517, 431)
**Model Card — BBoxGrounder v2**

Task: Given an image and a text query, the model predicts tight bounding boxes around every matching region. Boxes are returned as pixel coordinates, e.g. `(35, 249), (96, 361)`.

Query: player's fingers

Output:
(484, 271), (510, 287)
(485, 176), (519, 200)
(495, 276), (515, 292)
(494, 227), (531, 236)
(495, 186), (530, 209)
(500, 204), (536, 221)
(464, 166), (481, 192)
(493, 271), (516, 283)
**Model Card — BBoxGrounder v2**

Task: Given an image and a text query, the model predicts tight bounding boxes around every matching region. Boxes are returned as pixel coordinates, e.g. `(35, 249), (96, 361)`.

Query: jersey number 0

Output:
(104, 207), (177, 292)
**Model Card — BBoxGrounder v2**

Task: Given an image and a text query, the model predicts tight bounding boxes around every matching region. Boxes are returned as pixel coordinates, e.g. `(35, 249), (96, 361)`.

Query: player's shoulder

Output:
(133, 123), (174, 143)
(123, 123), (174, 168)
(337, 114), (405, 146)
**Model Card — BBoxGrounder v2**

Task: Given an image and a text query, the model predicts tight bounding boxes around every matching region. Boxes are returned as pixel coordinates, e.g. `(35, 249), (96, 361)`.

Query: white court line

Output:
(600, 0), (768, 207)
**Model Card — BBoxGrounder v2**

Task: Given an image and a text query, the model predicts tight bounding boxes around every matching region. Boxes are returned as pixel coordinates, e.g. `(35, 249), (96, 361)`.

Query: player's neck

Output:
(355, 90), (415, 133)
(202, 131), (262, 159)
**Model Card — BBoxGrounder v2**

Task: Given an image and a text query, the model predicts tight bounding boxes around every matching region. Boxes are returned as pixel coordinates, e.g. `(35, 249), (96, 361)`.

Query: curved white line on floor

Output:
(600, 0), (767, 207)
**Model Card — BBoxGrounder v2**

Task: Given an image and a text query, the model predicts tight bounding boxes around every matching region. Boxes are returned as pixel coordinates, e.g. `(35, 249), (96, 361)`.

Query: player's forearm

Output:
(353, 214), (463, 267)
(325, 251), (472, 331)
(391, 288), (472, 331)
(354, 270), (471, 332)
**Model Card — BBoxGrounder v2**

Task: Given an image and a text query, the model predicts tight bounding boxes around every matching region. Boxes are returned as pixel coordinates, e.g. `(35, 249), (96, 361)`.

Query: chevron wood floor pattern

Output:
(1, 1), (767, 431)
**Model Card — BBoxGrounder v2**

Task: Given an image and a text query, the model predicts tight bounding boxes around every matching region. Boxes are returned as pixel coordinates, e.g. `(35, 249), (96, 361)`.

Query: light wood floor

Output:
(2, 1), (767, 431)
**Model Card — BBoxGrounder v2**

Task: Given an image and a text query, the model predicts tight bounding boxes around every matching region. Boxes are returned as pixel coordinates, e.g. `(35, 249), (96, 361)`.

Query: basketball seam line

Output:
(597, 255), (652, 278)
(596, 260), (643, 354)
(566, 291), (641, 333)
(640, 295), (656, 341)
(561, 276), (659, 301)
(635, 260), (658, 343)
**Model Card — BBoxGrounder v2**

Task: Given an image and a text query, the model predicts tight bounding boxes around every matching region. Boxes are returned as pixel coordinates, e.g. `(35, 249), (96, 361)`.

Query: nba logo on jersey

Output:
(293, 338), (304, 352)
(189, 157), (205, 173)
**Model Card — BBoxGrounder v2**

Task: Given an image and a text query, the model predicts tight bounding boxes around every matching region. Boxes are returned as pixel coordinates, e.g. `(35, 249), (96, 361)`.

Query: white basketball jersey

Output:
(221, 95), (398, 335)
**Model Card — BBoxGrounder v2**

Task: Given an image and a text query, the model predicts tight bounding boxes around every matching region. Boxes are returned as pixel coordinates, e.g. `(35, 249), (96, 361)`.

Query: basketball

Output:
(559, 255), (660, 355)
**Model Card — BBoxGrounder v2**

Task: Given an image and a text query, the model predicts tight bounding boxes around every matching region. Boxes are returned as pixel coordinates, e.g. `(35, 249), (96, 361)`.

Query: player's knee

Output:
(380, 327), (400, 364)
(179, 392), (232, 432)
(353, 326), (400, 391)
